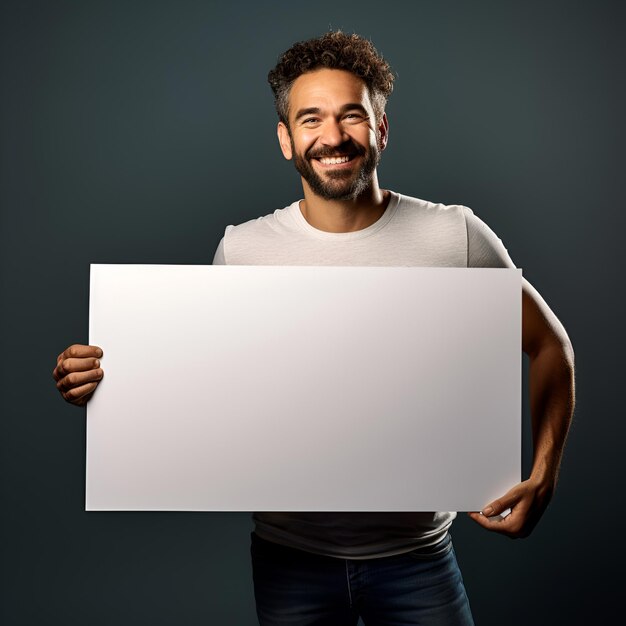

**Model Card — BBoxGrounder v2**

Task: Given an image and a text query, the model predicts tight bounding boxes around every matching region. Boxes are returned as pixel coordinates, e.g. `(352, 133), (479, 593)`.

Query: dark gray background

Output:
(1, 1), (623, 624)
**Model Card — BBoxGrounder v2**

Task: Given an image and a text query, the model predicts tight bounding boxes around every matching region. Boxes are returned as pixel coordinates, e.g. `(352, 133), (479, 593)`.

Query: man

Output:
(53, 31), (575, 626)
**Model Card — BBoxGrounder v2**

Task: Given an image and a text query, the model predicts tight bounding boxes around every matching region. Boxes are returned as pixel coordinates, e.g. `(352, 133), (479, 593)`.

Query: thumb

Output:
(480, 489), (518, 517)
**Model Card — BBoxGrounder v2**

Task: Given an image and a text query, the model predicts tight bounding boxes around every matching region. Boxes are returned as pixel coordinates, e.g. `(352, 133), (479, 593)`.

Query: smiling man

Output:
(279, 68), (385, 202)
(54, 31), (575, 626)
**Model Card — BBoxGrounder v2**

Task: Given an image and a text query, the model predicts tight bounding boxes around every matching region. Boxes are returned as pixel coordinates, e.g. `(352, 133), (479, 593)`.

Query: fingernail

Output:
(482, 506), (494, 516)
(94, 359), (100, 367)
(96, 348), (103, 357)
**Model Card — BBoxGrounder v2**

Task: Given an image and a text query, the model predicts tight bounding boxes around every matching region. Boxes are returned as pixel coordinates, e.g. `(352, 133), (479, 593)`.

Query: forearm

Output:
(527, 337), (575, 490)
(469, 280), (575, 537)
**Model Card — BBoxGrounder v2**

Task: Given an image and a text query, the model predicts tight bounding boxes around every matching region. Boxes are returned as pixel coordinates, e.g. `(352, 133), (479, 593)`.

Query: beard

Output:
(291, 136), (380, 201)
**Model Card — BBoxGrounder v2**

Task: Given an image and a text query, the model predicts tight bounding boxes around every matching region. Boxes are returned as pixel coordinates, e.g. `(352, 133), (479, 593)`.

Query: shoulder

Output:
(227, 203), (296, 237)
(391, 191), (515, 267)
(463, 208), (516, 268)
(391, 192), (470, 234)
(393, 192), (469, 221)
(216, 201), (302, 265)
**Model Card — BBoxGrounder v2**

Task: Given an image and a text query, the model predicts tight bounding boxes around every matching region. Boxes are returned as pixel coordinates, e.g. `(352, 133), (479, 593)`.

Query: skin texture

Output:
(54, 66), (575, 539)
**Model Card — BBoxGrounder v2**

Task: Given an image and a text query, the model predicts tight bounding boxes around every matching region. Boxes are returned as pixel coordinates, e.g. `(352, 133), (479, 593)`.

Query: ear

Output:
(277, 122), (293, 160)
(378, 113), (389, 151)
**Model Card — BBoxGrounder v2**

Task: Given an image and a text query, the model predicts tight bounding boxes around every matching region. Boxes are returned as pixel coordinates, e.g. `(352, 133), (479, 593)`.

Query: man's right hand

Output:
(53, 344), (104, 406)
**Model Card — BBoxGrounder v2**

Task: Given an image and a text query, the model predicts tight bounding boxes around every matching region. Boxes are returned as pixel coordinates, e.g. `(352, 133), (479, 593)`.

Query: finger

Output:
(58, 344), (103, 362)
(479, 488), (520, 517)
(468, 490), (534, 537)
(468, 505), (525, 534)
(468, 511), (492, 529)
(488, 507), (512, 522)
(62, 382), (98, 404)
(64, 344), (103, 359)
(56, 368), (103, 392)
(54, 345), (103, 379)
(468, 513), (514, 536)
(54, 357), (101, 379)
(468, 510), (513, 527)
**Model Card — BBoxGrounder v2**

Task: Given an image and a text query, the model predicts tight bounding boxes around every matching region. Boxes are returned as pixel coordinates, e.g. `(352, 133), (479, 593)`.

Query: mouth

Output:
(311, 154), (357, 167)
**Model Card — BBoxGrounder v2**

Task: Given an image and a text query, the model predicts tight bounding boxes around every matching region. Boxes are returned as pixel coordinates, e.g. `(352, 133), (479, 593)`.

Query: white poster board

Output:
(87, 265), (521, 511)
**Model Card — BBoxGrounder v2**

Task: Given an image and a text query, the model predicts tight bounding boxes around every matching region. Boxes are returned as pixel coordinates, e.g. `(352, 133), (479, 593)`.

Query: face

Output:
(277, 69), (388, 201)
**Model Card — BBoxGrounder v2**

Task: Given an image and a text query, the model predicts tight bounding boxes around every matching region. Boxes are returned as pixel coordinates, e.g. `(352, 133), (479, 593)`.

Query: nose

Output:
(319, 119), (348, 147)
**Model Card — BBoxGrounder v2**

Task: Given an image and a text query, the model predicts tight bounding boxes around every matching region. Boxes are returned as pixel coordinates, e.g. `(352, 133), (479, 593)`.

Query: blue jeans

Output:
(251, 532), (474, 626)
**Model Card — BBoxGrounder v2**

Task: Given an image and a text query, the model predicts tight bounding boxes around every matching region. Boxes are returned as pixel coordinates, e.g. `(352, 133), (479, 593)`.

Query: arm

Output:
(468, 277), (575, 538)
(53, 344), (104, 406)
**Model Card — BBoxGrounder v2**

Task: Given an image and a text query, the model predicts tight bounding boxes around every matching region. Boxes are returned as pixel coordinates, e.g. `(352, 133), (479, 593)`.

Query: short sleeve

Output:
(212, 237), (226, 265)
(464, 208), (516, 268)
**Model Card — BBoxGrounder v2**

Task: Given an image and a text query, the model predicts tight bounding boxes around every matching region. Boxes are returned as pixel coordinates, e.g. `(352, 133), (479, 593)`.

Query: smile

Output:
(314, 155), (354, 165)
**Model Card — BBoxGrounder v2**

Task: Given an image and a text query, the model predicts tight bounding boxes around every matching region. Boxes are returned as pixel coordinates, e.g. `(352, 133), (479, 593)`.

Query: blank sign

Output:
(87, 265), (521, 511)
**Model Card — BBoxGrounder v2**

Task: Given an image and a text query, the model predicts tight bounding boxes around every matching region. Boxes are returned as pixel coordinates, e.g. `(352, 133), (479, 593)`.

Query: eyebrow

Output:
(294, 107), (322, 122)
(293, 103), (369, 122)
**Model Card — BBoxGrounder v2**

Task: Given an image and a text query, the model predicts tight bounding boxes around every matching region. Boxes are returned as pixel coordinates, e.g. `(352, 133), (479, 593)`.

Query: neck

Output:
(299, 176), (390, 233)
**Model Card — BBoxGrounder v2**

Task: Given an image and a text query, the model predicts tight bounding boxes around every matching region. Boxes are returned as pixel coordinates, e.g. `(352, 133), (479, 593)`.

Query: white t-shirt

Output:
(212, 191), (515, 559)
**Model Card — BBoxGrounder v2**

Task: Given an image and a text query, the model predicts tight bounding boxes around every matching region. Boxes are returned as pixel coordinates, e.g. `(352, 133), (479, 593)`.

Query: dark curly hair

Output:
(268, 31), (395, 127)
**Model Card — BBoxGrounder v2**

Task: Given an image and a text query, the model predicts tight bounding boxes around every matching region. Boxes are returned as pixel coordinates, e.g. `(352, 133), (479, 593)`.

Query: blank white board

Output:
(87, 265), (521, 511)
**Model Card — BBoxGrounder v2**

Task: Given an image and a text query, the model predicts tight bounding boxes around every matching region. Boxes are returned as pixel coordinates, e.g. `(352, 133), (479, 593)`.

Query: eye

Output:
(344, 113), (365, 122)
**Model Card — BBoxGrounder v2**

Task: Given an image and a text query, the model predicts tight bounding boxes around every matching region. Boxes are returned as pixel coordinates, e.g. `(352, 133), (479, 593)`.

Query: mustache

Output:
(306, 140), (366, 160)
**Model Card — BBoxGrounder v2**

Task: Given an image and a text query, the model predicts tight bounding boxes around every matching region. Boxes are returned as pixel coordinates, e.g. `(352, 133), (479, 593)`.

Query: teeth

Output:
(319, 156), (351, 164)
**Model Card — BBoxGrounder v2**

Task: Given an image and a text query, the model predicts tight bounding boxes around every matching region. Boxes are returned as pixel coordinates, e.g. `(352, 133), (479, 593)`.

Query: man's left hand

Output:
(467, 478), (554, 538)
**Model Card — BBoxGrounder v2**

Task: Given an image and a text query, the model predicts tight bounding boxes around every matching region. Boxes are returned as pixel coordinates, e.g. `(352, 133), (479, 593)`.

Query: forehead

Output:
(288, 69), (373, 117)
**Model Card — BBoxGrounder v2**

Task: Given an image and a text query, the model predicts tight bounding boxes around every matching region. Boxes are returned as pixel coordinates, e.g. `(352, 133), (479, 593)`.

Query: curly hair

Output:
(268, 31), (395, 127)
